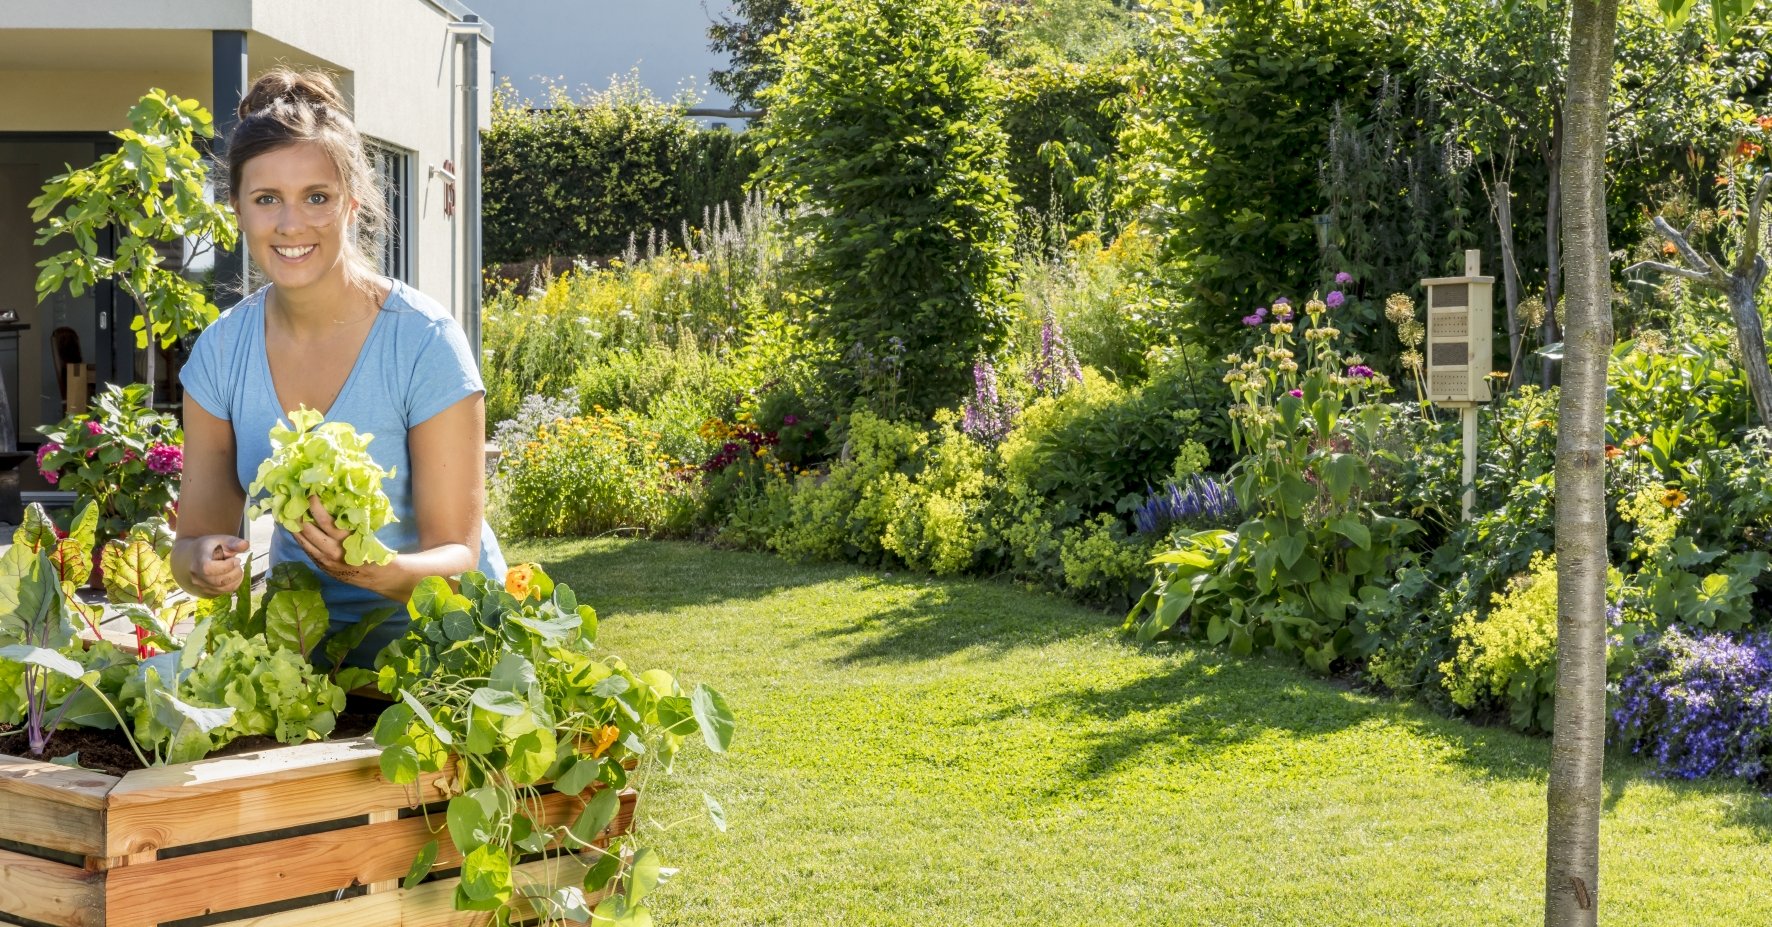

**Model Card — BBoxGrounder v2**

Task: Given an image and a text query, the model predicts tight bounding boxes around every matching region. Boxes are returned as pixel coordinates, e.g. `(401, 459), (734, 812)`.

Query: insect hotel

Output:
(1421, 250), (1496, 520)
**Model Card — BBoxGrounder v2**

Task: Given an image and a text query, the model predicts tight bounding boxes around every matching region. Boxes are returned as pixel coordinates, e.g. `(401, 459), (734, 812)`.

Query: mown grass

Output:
(510, 537), (1772, 927)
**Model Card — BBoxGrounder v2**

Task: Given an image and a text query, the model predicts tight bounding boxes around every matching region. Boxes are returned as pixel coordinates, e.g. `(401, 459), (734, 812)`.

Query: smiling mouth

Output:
(273, 244), (317, 259)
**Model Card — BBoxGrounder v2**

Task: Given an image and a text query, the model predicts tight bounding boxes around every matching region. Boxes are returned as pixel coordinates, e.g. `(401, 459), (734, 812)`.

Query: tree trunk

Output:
(1545, 3), (1617, 926)
(143, 340), (157, 406)
(1543, 110), (1564, 388)
(1496, 180), (1525, 384)
(1727, 270), (1772, 427)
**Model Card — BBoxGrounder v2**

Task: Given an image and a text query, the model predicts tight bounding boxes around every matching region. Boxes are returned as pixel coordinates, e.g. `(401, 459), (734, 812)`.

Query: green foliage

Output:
(1440, 551), (1560, 733)
(1128, 301), (1419, 671)
(708, 0), (798, 110)
(36, 383), (182, 541)
(998, 61), (1128, 237)
(482, 76), (756, 264)
(247, 408), (398, 566)
(984, 0), (1146, 68)
(882, 411), (997, 575)
(1117, 0), (1419, 348)
(1058, 513), (1155, 606)
(373, 566), (732, 925)
(770, 412), (926, 563)
(1012, 224), (1171, 383)
(30, 89), (237, 351)
(756, 0), (1018, 416)
(493, 410), (682, 538)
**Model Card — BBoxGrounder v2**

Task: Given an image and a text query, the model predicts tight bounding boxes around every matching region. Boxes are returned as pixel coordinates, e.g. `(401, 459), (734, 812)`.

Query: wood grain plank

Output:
(201, 855), (615, 927)
(102, 789), (635, 927)
(0, 753), (116, 856)
(105, 737), (456, 857)
(0, 847), (104, 927)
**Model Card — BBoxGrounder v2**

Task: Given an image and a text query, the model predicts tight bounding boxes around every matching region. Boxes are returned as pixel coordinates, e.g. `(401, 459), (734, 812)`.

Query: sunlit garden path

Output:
(515, 538), (1772, 927)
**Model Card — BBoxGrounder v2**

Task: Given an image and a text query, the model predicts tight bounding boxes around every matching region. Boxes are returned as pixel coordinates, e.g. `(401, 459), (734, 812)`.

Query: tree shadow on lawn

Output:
(810, 576), (1118, 667)
(524, 537), (856, 613)
(1015, 644), (1772, 837)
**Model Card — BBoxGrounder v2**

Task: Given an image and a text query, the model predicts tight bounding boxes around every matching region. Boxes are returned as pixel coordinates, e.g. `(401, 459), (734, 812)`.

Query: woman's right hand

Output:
(178, 535), (252, 597)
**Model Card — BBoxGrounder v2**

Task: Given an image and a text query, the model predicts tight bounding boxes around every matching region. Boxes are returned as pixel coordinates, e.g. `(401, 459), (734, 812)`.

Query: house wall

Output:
(0, 0), (491, 326)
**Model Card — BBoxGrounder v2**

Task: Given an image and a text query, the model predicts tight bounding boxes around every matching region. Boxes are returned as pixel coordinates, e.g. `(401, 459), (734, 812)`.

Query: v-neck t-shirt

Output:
(179, 280), (508, 663)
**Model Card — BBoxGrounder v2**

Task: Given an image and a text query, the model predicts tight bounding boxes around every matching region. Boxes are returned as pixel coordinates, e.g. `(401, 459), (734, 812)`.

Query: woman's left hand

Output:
(293, 496), (390, 594)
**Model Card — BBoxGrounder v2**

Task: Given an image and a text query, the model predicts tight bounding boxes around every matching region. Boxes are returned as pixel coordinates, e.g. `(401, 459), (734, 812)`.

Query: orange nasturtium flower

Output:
(590, 723), (620, 758)
(505, 562), (540, 599)
(1661, 488), (1688, 509)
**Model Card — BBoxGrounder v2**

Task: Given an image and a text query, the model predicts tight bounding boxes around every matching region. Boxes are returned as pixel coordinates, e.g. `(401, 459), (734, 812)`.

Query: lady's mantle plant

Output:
(1127, 293), (1417, 672)
(373, 564), (734, 926)
(36, 383), (182, 541)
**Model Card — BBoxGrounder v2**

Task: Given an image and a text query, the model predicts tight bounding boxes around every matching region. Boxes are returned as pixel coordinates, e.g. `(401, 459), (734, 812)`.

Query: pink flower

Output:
(85, 420), (104, 436)
(1325, 290), (1346, 309)
(35, 442), (60, 479)
(783, 414), (800, 426)
(122, 449), (137, 463)
(1288, 389), (1303, 398)
(145, 443), (184, 475)
(1334, 271), (1354, 285)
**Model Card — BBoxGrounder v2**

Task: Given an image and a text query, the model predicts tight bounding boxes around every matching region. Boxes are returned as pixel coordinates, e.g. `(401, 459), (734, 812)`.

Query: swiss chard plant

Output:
(372, 564), (735, 927)
(0, 504), (147, 765)
(1127, 294), (1418, 671)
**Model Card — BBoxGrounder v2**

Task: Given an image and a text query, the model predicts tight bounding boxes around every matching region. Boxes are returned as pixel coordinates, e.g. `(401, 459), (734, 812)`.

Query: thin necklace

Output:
(269, 280), (380, 329)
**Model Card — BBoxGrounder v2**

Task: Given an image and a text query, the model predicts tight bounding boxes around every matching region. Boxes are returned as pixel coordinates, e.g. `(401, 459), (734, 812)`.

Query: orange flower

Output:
(1661, 240), (1679, 256)
(1759, 115), (1772, 132)
(1605, 444), (1622, 459)
(1661, 488), (1688, 509)
(505, 563), (539, 599)
(590, 723), (620, 758)
(1734, 139), (1764, 161)
(1623, 435), (1648, 449)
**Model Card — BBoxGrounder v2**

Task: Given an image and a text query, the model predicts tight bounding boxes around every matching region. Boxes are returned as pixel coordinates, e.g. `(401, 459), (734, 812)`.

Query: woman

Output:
(173, 69), (505, 664)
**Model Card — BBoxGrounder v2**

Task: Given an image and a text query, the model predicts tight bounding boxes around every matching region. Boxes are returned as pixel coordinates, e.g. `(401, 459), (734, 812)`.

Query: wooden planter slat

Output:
(0, 847), (104, 927)
(204, 856), (613, 927)
(0, 755), (117, 856)
(1, 736), (638, 927)
(104, 739), (453, 858)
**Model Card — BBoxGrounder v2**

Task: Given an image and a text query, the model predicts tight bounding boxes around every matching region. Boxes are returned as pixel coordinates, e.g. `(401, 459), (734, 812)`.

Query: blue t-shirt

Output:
(180, 279), (507, 663)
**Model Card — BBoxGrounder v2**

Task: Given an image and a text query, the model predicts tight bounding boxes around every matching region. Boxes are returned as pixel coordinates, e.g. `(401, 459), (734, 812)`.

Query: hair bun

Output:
(238, 69), (346, 121)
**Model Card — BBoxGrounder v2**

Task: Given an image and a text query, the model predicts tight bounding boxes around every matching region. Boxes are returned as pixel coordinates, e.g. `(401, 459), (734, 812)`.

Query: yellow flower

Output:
(505, 563), (541, 599)
(590, 723), (620, 758)
(1660, 488), (1688, 509)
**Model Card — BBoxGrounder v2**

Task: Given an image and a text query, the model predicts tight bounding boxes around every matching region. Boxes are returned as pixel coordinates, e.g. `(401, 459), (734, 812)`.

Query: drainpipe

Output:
(447, 16), (489, 371)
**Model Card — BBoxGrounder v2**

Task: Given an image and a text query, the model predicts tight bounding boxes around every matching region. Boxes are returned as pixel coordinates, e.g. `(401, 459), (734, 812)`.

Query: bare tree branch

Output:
(1624, 259), (1710, 283)
(1650, 216), (1725, 286)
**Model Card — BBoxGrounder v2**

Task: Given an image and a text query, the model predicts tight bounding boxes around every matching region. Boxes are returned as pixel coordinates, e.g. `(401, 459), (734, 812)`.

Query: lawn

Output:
(510, 538), (1772, 927)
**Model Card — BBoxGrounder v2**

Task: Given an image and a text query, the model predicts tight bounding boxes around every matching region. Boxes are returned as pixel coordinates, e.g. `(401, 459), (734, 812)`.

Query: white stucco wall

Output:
(0, 0), (491, 324)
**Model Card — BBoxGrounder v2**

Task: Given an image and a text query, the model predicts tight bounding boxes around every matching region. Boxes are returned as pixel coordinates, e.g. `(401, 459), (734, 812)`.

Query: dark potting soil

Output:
(0, 694), (387, 778)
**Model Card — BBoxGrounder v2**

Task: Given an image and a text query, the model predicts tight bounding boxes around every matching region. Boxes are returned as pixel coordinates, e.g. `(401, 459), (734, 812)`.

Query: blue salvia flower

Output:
(1133, 474), (1240, 535)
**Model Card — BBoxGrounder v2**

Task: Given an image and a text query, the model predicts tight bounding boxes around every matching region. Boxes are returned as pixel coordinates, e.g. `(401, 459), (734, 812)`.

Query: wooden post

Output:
(1461, 403), (1478, 522)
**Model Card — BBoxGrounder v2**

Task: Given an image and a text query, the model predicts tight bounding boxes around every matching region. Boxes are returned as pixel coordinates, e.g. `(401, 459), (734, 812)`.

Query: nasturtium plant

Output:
(373, 564), (734, 927)
(248, 407), (398, 566)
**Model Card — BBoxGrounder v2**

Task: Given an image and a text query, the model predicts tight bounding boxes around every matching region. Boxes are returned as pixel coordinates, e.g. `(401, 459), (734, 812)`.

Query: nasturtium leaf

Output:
(655, 695), (695, 735)
(469, 687), (526, 716)
(446, 789), (496, 854)
(458, 844), (512, 907)
(508, 726), (557, 784)
(591, 674), (630, 698)
(399, 690), (455, 745)
(489, 652), (537, 695)
(402, 839), (438, 890)
(625, 848), (662, 905)
(553, 755), (603, 796)
(692, 684), (735, 754)
(583, 849), (623, 896)
(703, 792), (727, 833)
(567, 786), (621, 848)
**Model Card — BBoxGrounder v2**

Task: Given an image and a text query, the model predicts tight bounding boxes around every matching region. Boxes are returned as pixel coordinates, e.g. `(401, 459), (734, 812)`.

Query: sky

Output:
(469, 0), (740, 114)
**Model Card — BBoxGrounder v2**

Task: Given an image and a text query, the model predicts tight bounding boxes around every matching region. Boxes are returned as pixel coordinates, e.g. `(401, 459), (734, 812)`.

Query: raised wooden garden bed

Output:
(0, 737), (635, 927)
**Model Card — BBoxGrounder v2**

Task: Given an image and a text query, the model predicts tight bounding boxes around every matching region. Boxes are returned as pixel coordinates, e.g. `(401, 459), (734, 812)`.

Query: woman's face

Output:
(234, 142), (357, 293)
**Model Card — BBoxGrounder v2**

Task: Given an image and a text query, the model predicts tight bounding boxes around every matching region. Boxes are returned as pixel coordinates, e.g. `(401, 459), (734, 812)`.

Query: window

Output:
(364, 139), (411, 282)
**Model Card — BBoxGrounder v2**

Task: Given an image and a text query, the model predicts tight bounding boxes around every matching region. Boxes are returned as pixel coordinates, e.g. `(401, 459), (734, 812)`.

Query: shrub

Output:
(36, 383), (182, 540)
(998, 61), (1127, 237)
(482, 77), (754, 264)
(756, 0), (1018, 416)
(1059, 514), (1156, 606)
(1013, 225), (1167, 383)
(492, 409), (680, 537)
(769, 412), (925, 563)
(1613, 627), (1772, 782)
(1116, 0), (1419, 348)
(1440, 551), (1559, 733)
(883, 412), (997, 575)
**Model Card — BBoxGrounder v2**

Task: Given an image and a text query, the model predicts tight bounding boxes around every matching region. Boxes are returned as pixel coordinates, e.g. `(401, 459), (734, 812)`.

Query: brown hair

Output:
(224, 69), (388, 289)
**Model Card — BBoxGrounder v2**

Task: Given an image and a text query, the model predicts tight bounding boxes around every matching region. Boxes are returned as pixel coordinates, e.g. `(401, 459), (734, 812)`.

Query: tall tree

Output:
(1544, 2), (1616, 922)
(707, 0), (798, 111)
(1546, 2), (1761, 925)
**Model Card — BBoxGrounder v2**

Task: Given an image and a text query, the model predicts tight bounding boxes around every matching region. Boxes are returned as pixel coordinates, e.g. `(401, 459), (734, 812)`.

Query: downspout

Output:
(447, 16), (488, 370)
